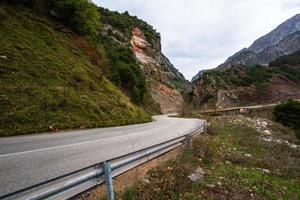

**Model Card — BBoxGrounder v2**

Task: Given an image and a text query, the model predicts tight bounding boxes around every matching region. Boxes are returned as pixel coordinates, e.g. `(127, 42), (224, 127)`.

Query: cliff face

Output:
(99, 8), (191, 114)
(131, 28), (187, 114)
(218, 14), (300, 69)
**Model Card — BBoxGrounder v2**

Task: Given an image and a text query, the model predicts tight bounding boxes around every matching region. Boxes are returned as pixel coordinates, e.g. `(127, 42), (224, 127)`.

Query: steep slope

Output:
(192, 51), (300, 109)
(219, 14), (300, 69)
(0, 4), (151, 136)
(100, 8), (191, 114)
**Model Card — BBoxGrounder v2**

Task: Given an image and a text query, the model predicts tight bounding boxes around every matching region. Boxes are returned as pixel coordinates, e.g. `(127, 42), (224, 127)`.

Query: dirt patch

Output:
(268, 75), (300, 100)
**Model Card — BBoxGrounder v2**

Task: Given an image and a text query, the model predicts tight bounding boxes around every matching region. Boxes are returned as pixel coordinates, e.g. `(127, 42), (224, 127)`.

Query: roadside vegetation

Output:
(273, 99), (300, 139)
(0, 0), (171, 136)
(0, 4), (152, 136)
(117, 115), (300, 199)
(6, 0), (101, 38)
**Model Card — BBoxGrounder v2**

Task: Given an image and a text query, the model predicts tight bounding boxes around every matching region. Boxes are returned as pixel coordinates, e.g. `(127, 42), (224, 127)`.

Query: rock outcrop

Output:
(131, 27), (190, 114)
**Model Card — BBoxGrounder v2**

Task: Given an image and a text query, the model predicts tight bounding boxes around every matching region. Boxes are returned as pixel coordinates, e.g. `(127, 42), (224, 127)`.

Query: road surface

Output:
(0, 115), (202, 197)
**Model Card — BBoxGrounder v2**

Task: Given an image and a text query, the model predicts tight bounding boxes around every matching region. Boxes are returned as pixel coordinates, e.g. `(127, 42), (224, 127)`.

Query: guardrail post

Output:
(203, 120), (207, 134)
(186, 134), (193, 149)
(103, 161), (114, 200)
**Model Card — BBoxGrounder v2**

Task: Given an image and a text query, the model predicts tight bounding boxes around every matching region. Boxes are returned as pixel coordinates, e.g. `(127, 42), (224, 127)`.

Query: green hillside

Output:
(0, 4), (151, 136)
(192, 51), (300, 107)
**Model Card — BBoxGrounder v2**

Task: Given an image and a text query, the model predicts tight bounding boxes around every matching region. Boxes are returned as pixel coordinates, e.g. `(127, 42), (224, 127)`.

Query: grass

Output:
(0, 4), (151, 136)
(117, 116), (300, 200)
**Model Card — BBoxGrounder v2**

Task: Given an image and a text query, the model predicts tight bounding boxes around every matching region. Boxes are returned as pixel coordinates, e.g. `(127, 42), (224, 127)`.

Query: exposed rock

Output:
(260, 136), (291, 146)
(206, 184), (216, 188)
(263, 130), (272, 136)
(225, 160), (232, 165)
(142, 178), (150, 185)
(216, 90), (238, 109)
(262, 169), (271, 174)
(245, 154), (253, 158)
(0, 55), (7, 60)
(188, 167), (205, 182)
(289, 144), (298, 149)
(130, 27), (190, 114)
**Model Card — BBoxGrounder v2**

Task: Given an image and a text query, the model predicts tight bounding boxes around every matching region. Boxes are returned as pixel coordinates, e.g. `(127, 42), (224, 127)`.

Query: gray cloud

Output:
(94, 0), (300, 80)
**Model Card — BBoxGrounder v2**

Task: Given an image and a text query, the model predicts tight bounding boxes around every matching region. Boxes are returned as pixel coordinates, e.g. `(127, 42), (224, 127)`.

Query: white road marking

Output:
(0, 134), (129, 158)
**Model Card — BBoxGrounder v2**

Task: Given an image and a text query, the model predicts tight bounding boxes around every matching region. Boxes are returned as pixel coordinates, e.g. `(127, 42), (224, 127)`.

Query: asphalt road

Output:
(0, 115), (202, 197)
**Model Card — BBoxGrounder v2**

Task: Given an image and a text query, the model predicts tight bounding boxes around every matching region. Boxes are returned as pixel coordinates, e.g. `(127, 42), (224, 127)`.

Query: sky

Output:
(94, 0), (300, 80)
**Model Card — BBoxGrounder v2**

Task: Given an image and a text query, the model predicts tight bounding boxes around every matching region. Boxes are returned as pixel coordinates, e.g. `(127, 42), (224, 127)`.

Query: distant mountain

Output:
(191, 70), (206, 82)
(219, 14), (300, 69)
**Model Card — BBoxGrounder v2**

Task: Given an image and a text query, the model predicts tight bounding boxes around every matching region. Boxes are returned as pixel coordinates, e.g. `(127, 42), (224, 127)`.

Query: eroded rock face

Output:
(130, 28), (154, 64)
(131, 27), (187, 114)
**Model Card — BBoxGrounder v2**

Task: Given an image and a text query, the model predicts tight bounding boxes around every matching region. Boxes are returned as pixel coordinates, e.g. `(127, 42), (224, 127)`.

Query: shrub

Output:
(103, 43), (147, 104)
(273, 99), (300, 139)
(50, 0), (100, 37)
(3, 0), (101, 37)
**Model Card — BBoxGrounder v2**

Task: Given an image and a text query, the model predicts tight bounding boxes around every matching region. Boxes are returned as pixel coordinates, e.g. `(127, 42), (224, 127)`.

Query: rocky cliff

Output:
(130, 28), (189, 113)
(219, 14), (300, 69)
(100, 8), (191, 114)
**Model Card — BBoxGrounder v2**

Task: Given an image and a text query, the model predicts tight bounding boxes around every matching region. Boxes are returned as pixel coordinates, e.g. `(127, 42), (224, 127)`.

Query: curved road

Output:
(0, 115), (202, 197)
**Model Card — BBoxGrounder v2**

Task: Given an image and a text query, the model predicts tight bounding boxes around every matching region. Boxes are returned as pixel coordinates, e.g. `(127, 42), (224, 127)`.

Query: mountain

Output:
(192, 51), (300, 109)
(0, 1), (189, 136)
(191, 70), (206, 82)
(219, 14), (300, 69)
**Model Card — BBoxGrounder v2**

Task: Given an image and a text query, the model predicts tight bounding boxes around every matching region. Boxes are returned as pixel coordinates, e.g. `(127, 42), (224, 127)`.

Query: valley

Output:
(0, 1), (300, 200)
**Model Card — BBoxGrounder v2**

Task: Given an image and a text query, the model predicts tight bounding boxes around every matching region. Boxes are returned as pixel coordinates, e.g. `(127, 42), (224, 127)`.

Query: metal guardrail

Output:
(1, 126), (204, 200)
(195, 103), (278, 115)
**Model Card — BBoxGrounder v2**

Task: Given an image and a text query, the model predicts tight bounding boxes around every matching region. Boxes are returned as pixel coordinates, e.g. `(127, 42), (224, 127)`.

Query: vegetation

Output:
(98, 7), (161, 111)
(270, 50), (300, 67)
(201, 65), (273, 89)
(99, 7), (160, 47)
(194, 50), (300, 107)
(270, 50), (300, 85)
(101, 38), (147, 104)
(5, 0), (101, 38)
(273, 99), (300, 139)
(117, 116), (300, 199)
(0, 4), (151, 136)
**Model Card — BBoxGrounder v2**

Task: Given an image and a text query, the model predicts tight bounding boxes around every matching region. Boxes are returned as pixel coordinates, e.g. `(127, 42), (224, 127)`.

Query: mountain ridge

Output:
(218, 13), (300, 69)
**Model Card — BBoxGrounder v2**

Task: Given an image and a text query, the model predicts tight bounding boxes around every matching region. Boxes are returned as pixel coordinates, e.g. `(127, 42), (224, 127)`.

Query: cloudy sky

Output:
(94, 0), (300, 80)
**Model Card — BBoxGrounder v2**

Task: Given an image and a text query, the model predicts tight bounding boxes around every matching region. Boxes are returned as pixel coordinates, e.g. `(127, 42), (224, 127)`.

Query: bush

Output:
(103, 43), (147, 104)
(3, 0), (101, 37)
(51, 0), (100, 37)
(273, 99), (300, 139)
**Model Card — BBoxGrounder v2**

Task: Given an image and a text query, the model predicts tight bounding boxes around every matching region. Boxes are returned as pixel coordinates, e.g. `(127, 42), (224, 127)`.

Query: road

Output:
(0, 115), (202, 197)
